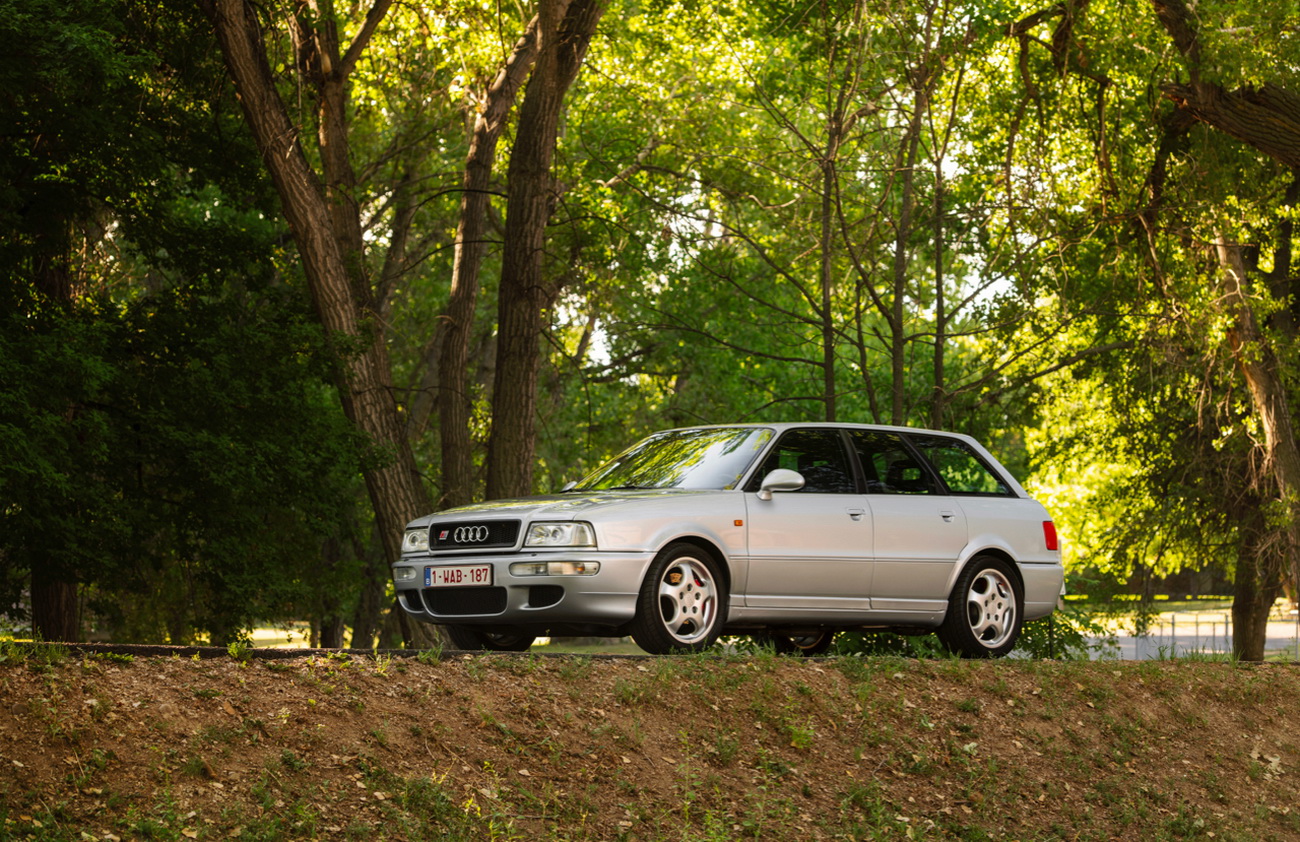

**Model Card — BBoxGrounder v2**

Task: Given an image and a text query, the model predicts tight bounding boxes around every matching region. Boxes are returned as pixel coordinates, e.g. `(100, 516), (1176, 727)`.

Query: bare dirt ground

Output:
(2, 646), (1299, 841)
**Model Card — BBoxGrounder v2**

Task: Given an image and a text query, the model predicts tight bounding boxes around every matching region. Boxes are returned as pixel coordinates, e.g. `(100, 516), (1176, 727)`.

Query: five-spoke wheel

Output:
(629, 543), (725, 654)
(936, 555), (1023, 658)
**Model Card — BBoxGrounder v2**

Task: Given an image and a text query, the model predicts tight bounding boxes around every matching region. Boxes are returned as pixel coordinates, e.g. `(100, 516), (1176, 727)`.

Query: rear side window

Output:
(849, 430), (936, 495)
(908, 434), (1012, 496)
(751, 428), (856, 494)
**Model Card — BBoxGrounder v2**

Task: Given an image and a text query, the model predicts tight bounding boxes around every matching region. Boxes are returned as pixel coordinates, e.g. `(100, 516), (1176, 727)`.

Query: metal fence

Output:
(1109, 610), (1300, 659)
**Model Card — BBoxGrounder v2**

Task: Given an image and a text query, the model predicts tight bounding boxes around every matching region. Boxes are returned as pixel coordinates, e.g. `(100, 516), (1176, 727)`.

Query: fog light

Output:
(393, 567), (417, 582)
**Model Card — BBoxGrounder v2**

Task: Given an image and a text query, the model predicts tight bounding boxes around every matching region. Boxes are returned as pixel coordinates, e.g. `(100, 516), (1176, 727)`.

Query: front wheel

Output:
(936, 555), (1023, 658)
(629, 543), (726, 654)
(444, 625), (536, 652)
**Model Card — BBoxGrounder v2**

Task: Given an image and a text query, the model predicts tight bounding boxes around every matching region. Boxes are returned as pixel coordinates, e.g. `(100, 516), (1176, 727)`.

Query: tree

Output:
(201, 0), (432, 633)
(486, 0), (606, 500)
(435, 17), (541, 509)
(1005, 0), (1300, 659)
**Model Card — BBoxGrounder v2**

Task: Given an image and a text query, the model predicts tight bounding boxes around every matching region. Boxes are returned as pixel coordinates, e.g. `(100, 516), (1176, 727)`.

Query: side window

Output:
(752, 429), (856, 494)
(849, 430), (936, 495)
(908, 434), (1012, 496)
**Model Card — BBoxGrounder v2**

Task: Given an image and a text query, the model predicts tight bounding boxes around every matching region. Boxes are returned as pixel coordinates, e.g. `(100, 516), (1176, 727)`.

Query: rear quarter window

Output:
(908, 435), (1013, 496)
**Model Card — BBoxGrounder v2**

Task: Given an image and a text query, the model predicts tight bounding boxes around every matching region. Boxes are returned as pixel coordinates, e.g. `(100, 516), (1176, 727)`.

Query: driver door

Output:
(743, 428), (873, 612)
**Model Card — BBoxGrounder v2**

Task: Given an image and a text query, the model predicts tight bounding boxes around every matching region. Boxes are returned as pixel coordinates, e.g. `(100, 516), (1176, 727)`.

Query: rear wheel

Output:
(936, 555), (1022, 658)
(629, 543), (725, 654)
(753, 630), (836, 656)
(444, 625), (536, 652)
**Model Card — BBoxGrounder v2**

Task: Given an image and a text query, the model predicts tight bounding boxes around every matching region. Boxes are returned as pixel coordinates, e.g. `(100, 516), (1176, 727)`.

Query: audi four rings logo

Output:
(452, 525), (490, 543)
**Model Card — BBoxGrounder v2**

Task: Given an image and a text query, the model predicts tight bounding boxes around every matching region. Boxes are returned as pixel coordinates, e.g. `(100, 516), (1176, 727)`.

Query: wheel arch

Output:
(948, 546), (1024, 602)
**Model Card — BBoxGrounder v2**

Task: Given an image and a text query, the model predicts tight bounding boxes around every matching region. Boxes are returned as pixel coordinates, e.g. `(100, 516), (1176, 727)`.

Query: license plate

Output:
(425, 564), (493, 588)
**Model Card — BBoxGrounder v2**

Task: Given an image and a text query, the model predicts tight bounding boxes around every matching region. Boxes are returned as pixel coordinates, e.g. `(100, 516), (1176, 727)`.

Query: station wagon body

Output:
(393, 423), (1063, 657)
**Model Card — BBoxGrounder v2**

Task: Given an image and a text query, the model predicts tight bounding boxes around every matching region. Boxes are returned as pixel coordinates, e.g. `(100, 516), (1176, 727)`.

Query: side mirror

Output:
(757, 468), (805, 501)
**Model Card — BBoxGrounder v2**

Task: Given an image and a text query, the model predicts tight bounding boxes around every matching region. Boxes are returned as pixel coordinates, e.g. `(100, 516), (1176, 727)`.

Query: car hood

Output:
(407, 488), (726, 526)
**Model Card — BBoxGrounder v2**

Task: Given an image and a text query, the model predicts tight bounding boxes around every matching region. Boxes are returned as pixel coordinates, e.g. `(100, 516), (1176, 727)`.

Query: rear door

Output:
(743, 428), (873, 612)
(850, 430), (968, 613)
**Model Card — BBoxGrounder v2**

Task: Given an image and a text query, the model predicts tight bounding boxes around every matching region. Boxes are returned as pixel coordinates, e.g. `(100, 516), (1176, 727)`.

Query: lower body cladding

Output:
(392, 551), (655, 634)
(393, 551), (1066, 641)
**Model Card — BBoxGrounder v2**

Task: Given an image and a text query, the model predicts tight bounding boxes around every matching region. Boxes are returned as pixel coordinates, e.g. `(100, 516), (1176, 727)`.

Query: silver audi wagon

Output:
(393, 423), (1063, 657)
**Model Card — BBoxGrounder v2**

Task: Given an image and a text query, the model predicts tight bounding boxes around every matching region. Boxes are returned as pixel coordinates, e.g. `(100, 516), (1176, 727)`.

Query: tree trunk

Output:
(29, 218), (80, 642)
(31, 564), (79, 642)
(1216, 239), (1300, 659)
(486, 0), (605, 500)
(347, 526), (386, 649)
(437, 17), (541, 508)
(1232, 523), (1284, 662)
(204, 0), (429, 571)
(886, 79), (926, 426)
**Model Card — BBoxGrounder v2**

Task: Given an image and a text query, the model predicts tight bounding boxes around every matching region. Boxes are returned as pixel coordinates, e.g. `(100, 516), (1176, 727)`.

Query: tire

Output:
(629, 543), (726, 654)
(444, 625), (536, 652)
(936, 555), (1023, 658)
(753, 630), (836, 656)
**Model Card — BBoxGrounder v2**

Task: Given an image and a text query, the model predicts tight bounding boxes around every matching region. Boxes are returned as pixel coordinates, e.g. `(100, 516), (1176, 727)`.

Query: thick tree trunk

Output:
(29, 222), (80, 641)
(1232, 526), (1284, 662)
(1217, 239), (1300, 660)
(205, 0), (429, 570)
(437, 18), (541, 508)
(486, 0), (605, 500)
(31, 565), (79, 642)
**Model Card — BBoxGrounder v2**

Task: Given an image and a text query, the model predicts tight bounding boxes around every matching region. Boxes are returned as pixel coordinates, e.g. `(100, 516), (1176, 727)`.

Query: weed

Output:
(181, 753), (213, 778)
(711, 731), (741, 767)
(416, 644), (443, 665)
(227, 640), (252, 662)
(786, 718), (815, 750)
(280, 748), (309, 771)
(557, 655), (593, 683)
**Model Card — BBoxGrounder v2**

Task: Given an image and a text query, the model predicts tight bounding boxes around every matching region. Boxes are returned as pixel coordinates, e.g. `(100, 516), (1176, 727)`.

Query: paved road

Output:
(1100, 611), (1300, 659)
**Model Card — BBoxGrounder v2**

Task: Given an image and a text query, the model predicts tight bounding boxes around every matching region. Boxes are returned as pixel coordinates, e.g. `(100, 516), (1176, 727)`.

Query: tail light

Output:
(1043, 521), (1059, 552)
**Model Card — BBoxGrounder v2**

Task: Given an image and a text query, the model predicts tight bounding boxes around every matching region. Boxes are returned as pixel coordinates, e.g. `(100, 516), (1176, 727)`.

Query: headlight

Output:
(510, 561), (600, 576)
(402, 528), (429, 552)
(524, 522), (595, 548)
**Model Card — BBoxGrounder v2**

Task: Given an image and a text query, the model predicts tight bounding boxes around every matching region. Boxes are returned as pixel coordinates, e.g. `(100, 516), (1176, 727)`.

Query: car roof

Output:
(658, 421), (981, 441)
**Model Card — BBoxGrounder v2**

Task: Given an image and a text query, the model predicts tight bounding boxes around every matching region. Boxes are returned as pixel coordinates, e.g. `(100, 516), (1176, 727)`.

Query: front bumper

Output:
(392, 550), (656, 629)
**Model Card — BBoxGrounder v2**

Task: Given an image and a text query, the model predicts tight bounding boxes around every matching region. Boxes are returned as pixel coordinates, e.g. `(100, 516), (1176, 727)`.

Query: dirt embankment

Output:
(2, 648), (1299, 840)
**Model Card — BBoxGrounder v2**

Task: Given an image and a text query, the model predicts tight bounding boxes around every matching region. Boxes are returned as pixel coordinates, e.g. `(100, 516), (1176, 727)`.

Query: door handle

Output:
(940, 510), (955, 523)
(846, 508), (866, 521)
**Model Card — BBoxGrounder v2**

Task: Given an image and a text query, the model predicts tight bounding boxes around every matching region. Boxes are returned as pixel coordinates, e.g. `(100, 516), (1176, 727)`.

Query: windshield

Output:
(571, 427), (774, 491)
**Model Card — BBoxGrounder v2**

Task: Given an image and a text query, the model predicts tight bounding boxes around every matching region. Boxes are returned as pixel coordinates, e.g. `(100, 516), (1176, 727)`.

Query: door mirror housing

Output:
(757, 468), (805, 501)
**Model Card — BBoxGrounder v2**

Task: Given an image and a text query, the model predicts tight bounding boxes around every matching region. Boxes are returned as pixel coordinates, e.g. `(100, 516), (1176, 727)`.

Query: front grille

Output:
(422, 586), (508, 616)
(429, 519), (520, 551)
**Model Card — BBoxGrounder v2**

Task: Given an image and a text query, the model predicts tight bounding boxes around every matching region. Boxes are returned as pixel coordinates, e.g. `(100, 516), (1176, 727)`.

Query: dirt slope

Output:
(2, 648), (1299, 841)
